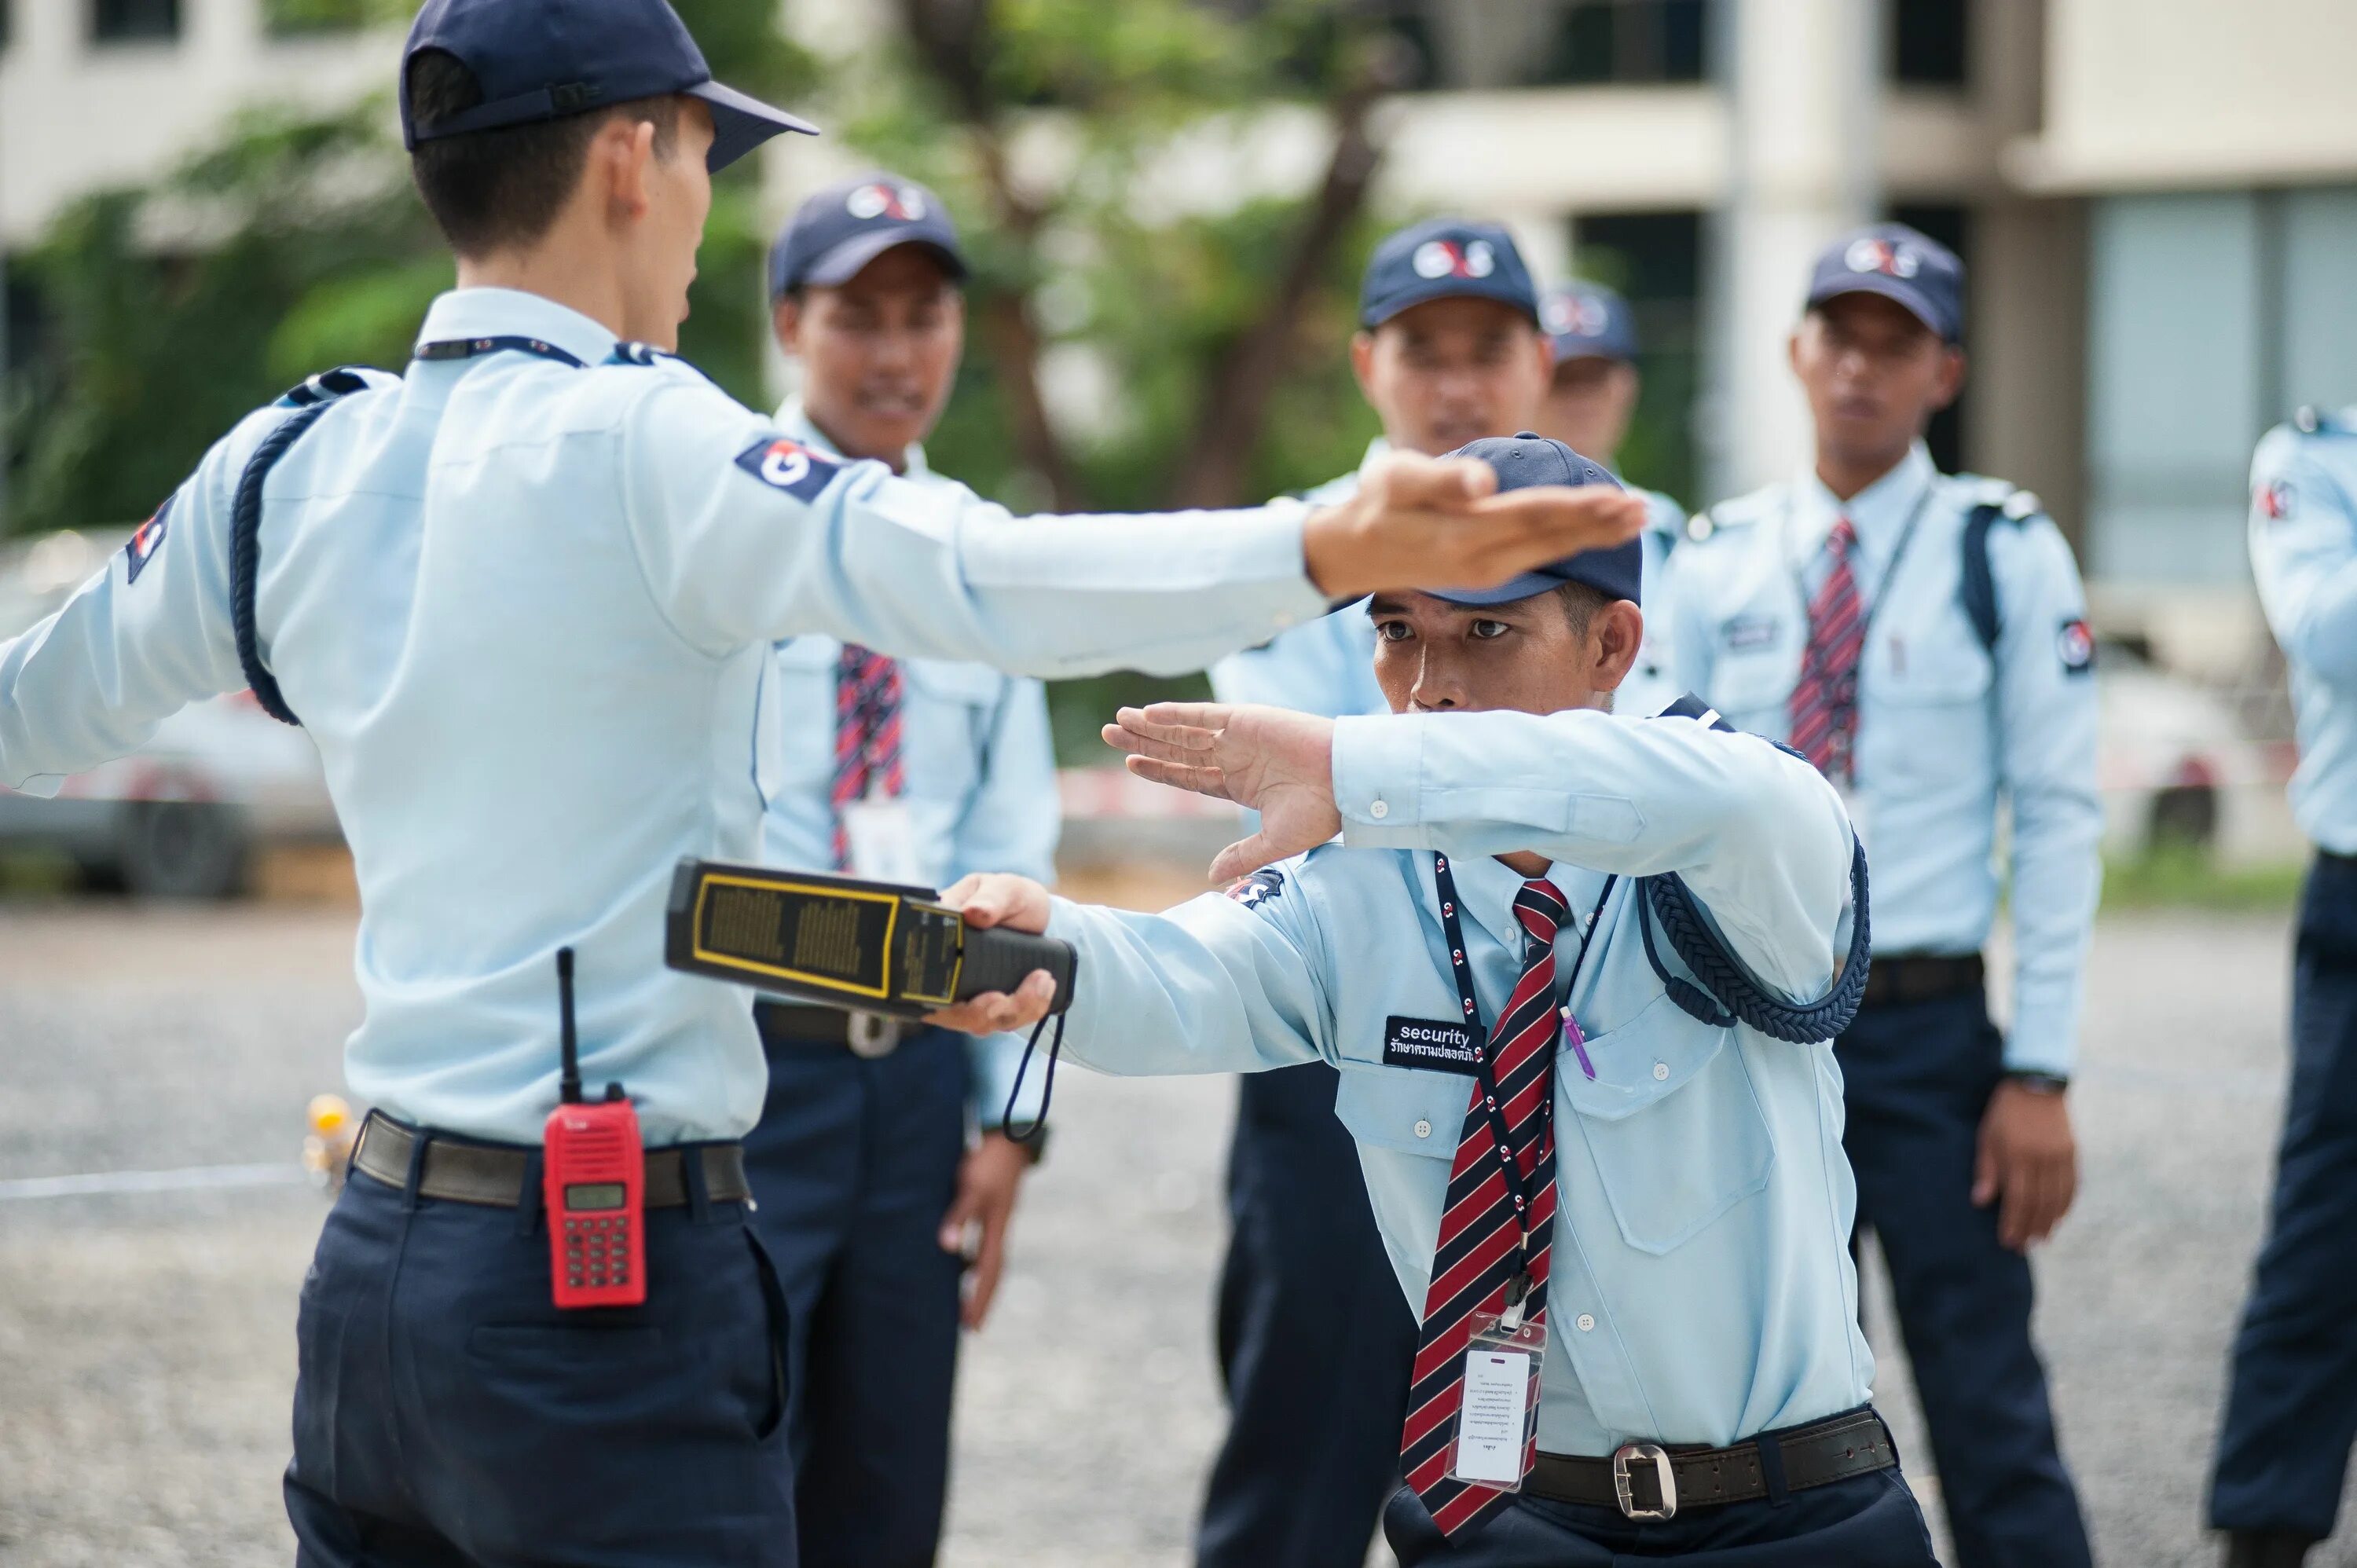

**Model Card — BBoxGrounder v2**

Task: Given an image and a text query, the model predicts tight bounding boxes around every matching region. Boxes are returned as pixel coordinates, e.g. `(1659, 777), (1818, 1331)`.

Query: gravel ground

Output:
(0, 890), (2349, 1567)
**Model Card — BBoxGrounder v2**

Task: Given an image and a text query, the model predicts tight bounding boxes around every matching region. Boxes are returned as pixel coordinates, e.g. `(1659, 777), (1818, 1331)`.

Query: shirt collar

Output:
(1425, 848), (1605, 958)
(1790, 440), (1936, 555)
(413, 288), (621, 370)
(774, 399), (930, 478)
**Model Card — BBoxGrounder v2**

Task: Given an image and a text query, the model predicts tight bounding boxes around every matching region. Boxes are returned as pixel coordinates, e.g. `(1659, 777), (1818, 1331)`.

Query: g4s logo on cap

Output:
(1413, 239), (1496, 281)
(735, 436), (842, 503)
(847, 182), (927, 222)
(1544, 293), (1609, 338)
(1846, 236), (1922, 278)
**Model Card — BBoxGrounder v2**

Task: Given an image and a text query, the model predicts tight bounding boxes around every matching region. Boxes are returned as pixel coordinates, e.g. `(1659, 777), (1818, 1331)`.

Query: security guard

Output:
(1530, 280), (1688, 718)
(747, 174), (1054, 1567)
(1665, 223), (2101, 1568)
(1198, 217), (1554, 1568)
(951, 434), (1938, 1565)
(0, 2), (1642, 1559)
(2214, 407), (2357, 1568)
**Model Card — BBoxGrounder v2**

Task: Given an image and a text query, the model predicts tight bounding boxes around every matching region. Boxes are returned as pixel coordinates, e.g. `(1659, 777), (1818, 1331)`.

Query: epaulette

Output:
(1949, 471), (2045, 522)
(607, 341), (723, 390)
(2294, 406), (2356, 437)
(276, 366), (383, 408)
(1684, 509), (1716, 543)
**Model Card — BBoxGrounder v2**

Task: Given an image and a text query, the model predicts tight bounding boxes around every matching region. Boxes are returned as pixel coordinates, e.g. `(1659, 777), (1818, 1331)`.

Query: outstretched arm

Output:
(623, 375), (1646, 676)
(1105, 701), (1852, 1001)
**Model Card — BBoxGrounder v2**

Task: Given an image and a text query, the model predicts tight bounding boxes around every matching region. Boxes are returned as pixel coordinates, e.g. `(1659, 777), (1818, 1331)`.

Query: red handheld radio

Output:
(543, 948), (647, 1310)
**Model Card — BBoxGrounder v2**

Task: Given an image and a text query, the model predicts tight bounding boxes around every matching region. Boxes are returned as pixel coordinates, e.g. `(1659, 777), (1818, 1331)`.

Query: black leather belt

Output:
(753, 999), (907, 1059)
(1529, 1408), (1897, 1519)
(351, 1112), (750, 1209)
(1859, 952), (1984, 1009)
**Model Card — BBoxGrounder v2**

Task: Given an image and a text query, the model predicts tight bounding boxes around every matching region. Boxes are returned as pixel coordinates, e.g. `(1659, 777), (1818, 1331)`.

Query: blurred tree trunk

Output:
(891, 0), (1387, 513)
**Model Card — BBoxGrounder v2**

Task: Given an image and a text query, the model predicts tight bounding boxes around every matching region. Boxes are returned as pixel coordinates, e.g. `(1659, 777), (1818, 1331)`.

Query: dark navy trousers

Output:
(1197, 1060), (1420, 1568)
(284, 1127), (794, 1566)
(1836, 989), (2093, 1568)
(743, 1024), (970, 1568)
(2210, 853), (2357, 1541)
(1380, 1451), (1938, 1566)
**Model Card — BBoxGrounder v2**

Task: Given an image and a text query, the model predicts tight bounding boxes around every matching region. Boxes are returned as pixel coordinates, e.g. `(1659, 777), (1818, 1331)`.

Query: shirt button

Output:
(1273, 610), (1297, 628)
(1576, 1313), (1596, 1332)
(1413, 1119), (1432, 1139)
(1369, 800), (1390, 820)
(1653, 1061), (1670, 1081)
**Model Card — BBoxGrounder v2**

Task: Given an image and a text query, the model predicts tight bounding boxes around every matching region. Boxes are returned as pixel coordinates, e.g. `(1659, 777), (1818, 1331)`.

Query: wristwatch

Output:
(2003, 1071), (2069, 1097)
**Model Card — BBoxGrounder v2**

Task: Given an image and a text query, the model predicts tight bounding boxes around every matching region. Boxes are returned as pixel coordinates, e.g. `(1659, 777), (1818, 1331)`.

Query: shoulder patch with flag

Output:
(1655, 692), (1739, 733)
(2058, 617), (2095, 676)
(735, 435), (843, 504)
(124, 496), (174, 585)
(1226, 869), (1285, 911)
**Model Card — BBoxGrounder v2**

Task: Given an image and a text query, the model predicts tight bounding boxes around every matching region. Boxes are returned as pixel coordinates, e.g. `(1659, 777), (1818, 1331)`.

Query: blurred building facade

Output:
(4, 0), (2355, 666)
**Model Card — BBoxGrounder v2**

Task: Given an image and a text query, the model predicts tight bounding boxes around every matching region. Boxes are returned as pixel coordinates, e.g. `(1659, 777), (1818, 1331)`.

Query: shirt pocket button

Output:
(1576, 1313), (1596, 1332)
(1370, 800), (1391, 819)
(1652, 1061), (1670, 1081)
(1413, 1119), (1432, 1139)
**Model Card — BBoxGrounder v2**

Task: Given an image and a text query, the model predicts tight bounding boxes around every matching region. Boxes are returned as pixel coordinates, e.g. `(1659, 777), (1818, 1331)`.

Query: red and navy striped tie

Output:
(1789, 515), (1864, 781)
(830, 644), (905, 869)
(1401, 877), (1570, 1536)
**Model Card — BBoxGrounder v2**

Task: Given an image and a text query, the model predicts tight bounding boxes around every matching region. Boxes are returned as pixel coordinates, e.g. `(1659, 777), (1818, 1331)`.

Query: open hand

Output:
(1972, 1079), (2078, 1251)
(1300, 450), (1646, 601)
(1102, 702), (1340, 882)
(925, 874), (1058, 1036)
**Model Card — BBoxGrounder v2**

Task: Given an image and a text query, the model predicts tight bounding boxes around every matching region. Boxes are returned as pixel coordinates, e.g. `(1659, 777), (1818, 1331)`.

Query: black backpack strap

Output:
(1958, 487), (2044, 658)
(232, 371), (374, 727)
(1637, 837), (1873, 1042)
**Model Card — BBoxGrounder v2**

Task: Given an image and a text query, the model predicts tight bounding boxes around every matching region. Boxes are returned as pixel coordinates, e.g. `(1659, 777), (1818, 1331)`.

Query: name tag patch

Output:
(735, 436), (843, 503)
(1721, 613), (1780, 650)
(1383, 1015), (1481, 1075)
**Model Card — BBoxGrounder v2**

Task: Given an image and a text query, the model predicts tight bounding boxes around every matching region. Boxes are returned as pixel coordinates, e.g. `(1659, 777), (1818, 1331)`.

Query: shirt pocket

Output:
(1557, 995), (1775, 1255)
(1864, 627), (1992, 790)
(1706, 619), (1803, 738)
(900, 661), (1006, 788)
(1333, 1062), (1473, 1160)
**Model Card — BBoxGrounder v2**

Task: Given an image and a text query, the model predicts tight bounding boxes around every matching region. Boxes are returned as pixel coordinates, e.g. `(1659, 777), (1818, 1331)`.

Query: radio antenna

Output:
(557, 947), (583, 1105)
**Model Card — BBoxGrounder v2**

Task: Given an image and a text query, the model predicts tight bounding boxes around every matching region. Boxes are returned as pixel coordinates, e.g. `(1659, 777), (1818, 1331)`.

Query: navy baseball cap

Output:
(1541, 281), (1639, 364)
(1359, 219), (1540, 331)
(1429, 433), (1639, 607)
(1805, 222), (1964, 343)
(401, 0), (818, 174)
(770, 174), (967, 300)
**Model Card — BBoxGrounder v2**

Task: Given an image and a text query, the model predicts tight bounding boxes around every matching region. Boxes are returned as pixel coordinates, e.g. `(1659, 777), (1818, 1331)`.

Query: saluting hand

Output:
(1102, 702), (1340, 883)
(1300, 450), (1645, 602)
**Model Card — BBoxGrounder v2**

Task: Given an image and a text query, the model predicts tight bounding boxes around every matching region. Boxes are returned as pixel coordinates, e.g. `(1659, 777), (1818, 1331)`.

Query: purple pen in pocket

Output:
(1562, 1009), (1596, 1079)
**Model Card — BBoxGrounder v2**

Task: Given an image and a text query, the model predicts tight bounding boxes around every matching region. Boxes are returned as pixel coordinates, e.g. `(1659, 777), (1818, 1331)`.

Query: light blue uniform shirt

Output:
(1211, 439), (1688, 720)
(759, 401), (1058, 1127)
(1047, 706), (1872, 1455)
(2249, 410), (2357, 853)
(0, 286), (1332, 1146)
(1665, 442), (2102, 1077)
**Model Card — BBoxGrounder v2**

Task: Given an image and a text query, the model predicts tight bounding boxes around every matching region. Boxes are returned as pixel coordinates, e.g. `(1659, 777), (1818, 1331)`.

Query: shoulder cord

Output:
(231, 385), (371, 727)
(1634, 837), (1872, 1042)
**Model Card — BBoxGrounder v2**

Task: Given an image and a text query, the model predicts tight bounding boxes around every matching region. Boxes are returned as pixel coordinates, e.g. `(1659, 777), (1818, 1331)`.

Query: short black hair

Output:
(404, 49), (681, 257)
(1553, 579), (1616, 633)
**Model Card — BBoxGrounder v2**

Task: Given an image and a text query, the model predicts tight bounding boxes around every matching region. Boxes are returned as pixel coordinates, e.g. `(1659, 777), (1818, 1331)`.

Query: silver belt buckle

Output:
(1611, 1442), (1677, 1521)
(846, 1011), (904, 1059)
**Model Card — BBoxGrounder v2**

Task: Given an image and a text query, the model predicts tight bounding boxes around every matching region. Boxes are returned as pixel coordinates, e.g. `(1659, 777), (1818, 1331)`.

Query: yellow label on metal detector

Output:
(665, 860), (966, 1017)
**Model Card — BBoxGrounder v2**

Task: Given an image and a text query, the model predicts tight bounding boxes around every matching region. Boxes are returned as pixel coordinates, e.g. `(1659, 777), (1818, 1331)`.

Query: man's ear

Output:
(596, 116), (660, 222)
(1931, 345), (1967, 412)
(1348, 330), (1378, 402)
(1588, 601), (1644, 694)
(772, 295), (803, 357)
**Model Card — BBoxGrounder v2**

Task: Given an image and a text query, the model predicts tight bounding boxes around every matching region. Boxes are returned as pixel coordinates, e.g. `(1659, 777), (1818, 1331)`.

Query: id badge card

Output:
(1449, 1307), (1548, 1490)
(843, 795), (923, 886)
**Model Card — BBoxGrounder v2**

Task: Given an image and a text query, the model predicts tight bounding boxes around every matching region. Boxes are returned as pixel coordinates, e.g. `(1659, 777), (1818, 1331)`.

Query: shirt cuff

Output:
(2000, 1006), (2077, 1079)
(1330, 714), (1437, 849)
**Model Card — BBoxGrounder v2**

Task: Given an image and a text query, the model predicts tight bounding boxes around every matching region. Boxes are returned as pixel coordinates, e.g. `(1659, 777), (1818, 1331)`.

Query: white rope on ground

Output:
(0, 1162), (310, 1201)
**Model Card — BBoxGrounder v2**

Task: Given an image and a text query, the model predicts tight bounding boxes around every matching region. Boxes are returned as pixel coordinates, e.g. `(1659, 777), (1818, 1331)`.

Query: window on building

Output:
(1570, 211), (1704, 507)
(91, 0), (181, 44)
(1890, 203), (1969, 474)
(1544, 0), (1710, 86)
(1890, 0), (1969, 86)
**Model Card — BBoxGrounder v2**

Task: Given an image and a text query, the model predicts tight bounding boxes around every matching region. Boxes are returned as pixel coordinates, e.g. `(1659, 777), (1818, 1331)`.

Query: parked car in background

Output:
(2095, 634), (2288, 865)
(0, 529), (341, 898)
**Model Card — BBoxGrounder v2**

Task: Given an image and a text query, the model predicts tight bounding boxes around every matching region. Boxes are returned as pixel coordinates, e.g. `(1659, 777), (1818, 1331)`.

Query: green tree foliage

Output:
(6, 0), (805, 535)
